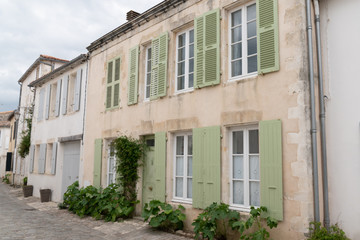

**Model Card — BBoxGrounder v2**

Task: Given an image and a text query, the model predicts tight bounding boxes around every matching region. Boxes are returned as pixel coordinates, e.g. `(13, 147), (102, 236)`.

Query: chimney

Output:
(127, 10), (140, 21)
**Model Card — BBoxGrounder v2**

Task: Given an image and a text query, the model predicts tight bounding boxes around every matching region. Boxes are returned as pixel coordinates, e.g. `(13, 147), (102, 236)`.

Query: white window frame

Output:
(107, 143), (116, 186)
(229, 125), (260, 211)
(175, 28), (194, 94)
(172, 132), (193, 204)
(228, 1), (258, 82)
(144, 46), (152, 101)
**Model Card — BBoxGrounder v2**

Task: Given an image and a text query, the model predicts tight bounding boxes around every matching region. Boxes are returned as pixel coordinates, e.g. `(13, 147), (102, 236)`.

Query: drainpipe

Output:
(313, 0), (330, 229)
(305, 0), (320, 223)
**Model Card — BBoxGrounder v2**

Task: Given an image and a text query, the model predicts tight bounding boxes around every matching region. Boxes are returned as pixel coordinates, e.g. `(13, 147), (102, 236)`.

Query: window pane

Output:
(233, 131), (243, 154)
(178, 62), (185, 75)
(109, 173), (114, 184)
(147, 48), (152, 60)
(231, 60), (242, 77)
(189, 59), (194, 73)
(247, 4), (256, 21)
(249, 155), (260, 180)
(178, 76), (185, 90)
(176, 177), (183, 197)
(231, 43), (242, 60)
(146, 86), (150, 99)
(232, 10), (242, 27)
(248, 56), (257, 73)
(233, 155), (244, 179)
(247, 21), (257, 38)
(189, 44), (194, 58)
(187, 156), (192, 176)
(189, 29), (194, 43)
(247, 38), (257, 56)
(146, 73), (151, 85)
(187, 178), (192, 198)
(233, 180), (244, 204)
(176, 157), (184, 176)
(250, 181), (260, 206)
(231, 26), (242, 43)
(188, 135), (193, 155)
(147, 60), (151, 72)
(178, 33), (186, 47)
(178, 48), (185, 61)
(176, 136), (184, 155)
(249, 129), (259, 153)
(189, 74), (194, 88)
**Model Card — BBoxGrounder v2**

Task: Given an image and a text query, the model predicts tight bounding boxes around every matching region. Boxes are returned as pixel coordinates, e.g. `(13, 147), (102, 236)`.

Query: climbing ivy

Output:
(112, 136), (146, 202)
(18, 105), (33, 158)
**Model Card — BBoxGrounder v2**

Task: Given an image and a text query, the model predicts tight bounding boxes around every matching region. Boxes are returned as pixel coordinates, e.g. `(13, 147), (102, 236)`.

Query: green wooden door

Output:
(142, 136), (156, 207)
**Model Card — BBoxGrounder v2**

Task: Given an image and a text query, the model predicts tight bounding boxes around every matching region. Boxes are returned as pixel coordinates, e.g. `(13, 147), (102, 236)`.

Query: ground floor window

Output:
(230, 126), (260, 208)
(173, 133), (192, 202)
(107, 144), (116, 186)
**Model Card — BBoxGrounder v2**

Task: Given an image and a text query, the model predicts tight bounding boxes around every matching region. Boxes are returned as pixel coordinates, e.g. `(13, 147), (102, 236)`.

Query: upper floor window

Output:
(106, 57), (121, 109)
(230, 126), (260, 209)
(144, 46), (152, 100)
(176, 29), (194, 92)
(229, 3), (257, 79)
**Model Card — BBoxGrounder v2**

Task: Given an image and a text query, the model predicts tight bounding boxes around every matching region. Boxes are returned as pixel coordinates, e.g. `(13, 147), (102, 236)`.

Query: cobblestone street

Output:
(0, 183), (191, 240)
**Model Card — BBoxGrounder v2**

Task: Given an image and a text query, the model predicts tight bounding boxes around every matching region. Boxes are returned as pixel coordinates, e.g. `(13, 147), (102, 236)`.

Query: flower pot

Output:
(23, 185), (33, 198)
(40, 189), (51, 202)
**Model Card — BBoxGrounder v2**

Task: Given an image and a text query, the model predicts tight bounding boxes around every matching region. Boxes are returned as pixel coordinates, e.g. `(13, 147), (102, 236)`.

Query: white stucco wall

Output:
(0, 127), (10, 177)
(321, 1), (360, 239)
(29, 62), (87, 202)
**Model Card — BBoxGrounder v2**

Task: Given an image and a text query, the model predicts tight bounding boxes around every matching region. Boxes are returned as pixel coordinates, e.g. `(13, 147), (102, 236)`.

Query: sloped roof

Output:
(18, 55), (69, 83)
(0, 111), (12, 128)
(29, 54), (88, 87)
(87, 0), (185, 52)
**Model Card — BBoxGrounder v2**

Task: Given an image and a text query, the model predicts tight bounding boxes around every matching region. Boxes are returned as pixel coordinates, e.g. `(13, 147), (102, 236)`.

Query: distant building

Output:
(0, 111), (11, 178)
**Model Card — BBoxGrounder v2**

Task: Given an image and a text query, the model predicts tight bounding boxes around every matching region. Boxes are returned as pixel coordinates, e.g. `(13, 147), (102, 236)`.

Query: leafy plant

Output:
(308, 222), (349, 240)
(2, 173), (10, 184)
(61, 181), (135, 222)
(18, 106), (33, 158)
(112, 136), (146, 202)
(23, 177), (28, 186)
(142, 200), (186, 232)
(192, 202), (240, 240)
(231, 206), (278, 240)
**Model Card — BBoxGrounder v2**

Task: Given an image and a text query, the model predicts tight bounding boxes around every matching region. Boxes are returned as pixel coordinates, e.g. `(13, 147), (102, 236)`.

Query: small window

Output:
(176, 29), (194, 92)
(229, 2), (257, 80)
(144, 46), (152, 100)
(173, 133), (192, 202)
(107, 144), (116, 186)
(230, 126), (260, 209)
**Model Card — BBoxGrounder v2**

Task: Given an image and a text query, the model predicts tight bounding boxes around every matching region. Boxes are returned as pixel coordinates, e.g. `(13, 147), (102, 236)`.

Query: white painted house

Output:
(320, 1), (360, 239)
(28, 54), (88, 202)
(14, 55), (68, 185)
(0, 111), (11, 178)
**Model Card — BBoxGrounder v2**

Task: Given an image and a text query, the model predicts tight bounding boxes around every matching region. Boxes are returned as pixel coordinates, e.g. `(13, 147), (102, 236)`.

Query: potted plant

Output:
(22, 177), (33, 197)
(40, 188), (51, 202)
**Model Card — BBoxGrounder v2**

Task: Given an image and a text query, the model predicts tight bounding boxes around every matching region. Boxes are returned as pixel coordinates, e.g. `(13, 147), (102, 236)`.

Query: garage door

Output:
(61, 141), (80, 197)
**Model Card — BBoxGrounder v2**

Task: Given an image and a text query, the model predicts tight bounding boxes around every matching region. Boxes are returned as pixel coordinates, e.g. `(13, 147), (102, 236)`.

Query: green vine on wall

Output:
(18, 105), (33, 158)
(112, 136), (147, 202)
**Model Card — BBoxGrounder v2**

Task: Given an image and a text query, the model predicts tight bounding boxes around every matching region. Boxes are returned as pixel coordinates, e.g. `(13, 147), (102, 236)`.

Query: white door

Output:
(61, 141), (80, 197)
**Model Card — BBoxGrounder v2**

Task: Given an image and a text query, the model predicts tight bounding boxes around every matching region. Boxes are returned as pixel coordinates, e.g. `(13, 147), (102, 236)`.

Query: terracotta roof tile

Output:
(40, 54), (69, 62)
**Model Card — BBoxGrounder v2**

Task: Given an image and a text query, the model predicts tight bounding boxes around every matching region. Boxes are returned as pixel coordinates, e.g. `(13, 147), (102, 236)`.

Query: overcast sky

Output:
(0, 0), (163, 112)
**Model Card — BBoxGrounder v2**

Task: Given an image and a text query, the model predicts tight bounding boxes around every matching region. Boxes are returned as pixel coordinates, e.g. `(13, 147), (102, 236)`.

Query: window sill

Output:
(229, 204), (251, 213)
(174, 88), (194, 96)
(228, 72), (258, 83)
(171, 198), (192, 205)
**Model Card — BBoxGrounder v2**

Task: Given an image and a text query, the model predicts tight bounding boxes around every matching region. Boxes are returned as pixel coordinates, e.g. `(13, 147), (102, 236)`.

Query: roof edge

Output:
(28, 54), (88, 87)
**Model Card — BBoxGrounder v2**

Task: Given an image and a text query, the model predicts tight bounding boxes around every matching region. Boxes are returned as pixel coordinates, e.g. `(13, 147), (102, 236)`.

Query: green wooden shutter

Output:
(154, 132), (166, 201)
(94, 138), (103, 187)
(193, 126), (221, 209)
(259, 120), (283, 220)
(194, 9), (220, 88)
(128, 45), (139, 105)
(150, 32), (168, 100)
(113, 58), (120, 107)
(257, 0), (279, 74)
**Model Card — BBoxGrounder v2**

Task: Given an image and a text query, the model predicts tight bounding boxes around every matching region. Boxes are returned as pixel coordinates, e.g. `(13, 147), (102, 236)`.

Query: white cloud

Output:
(0, 0), (163, 112)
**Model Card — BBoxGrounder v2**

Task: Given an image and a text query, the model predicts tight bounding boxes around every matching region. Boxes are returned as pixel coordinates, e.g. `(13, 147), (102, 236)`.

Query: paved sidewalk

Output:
(0, 183), (192, 240)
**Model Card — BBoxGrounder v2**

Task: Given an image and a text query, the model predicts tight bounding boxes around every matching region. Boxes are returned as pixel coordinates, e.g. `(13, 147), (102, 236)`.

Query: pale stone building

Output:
(13, 55), (68, 185)
(27, 54), (88, 202)
(82, 0), (315, 238)
(0, 111), (11, 178)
